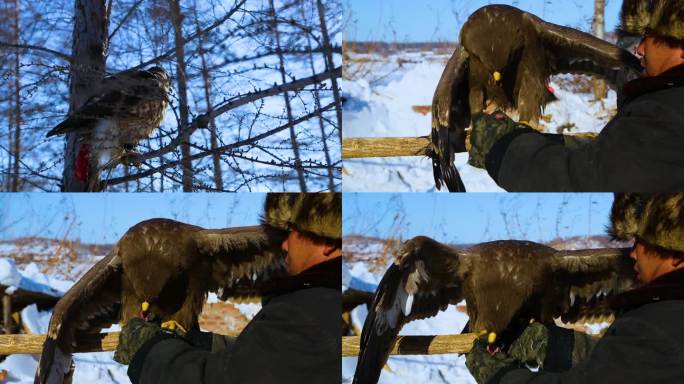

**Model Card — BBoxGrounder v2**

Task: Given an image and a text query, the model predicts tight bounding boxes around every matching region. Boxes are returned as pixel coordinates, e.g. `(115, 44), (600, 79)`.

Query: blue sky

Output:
(345, 0), (623, 42)
(343, 193), (615, 244)
(0, 193), (266, 243)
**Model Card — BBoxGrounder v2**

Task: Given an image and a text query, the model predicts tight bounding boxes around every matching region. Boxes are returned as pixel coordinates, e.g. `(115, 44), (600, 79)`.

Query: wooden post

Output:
(342, 136), (431, 159)
(0, 333), (475, 356)
(2, 295), (11, 334)
(342, 333), (477, 356)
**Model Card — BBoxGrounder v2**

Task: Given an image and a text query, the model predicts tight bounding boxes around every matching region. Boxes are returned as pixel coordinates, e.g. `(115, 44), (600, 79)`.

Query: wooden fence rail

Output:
(342, 136), (431, 159)
(0, 332), (477, 356)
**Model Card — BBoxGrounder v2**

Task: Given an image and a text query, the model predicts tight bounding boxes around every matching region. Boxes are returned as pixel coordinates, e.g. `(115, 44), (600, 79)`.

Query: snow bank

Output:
(0, 258), (63, 297)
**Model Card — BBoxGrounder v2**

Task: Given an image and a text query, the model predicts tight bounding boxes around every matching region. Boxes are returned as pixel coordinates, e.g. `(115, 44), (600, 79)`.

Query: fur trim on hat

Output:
(608, 193), (650, 241)
(619, 0), (684, 41)
(637, 193), (684, 253)
(261, 193), (341, 240)
(619, 0), (659, 37)
(649, 1), (684, 41)
(261, 193), (298, 232)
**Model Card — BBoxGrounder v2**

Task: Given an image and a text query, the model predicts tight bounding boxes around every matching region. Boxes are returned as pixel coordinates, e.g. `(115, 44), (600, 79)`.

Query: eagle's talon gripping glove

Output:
(466, 337), (517, 384)
(114, 318), (181, 365)
(468, 111), (532, 168)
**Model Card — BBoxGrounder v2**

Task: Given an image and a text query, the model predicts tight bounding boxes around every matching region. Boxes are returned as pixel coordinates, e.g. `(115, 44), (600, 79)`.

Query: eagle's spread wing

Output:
(430, 5), (642, 192)
(36, 219), (286, 384)
(431, 45), (470, 192)
(533, 14), (642, 93)
(36, 248), (122, 384)
(193, 225), (288, 301)
(353, 236), (463, 384)
(550, 247), (637, 323)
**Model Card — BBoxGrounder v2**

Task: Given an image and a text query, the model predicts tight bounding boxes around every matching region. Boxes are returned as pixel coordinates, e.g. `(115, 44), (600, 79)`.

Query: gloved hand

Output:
(507, 322), (549, 368)
(114, 318), (169, 365)
(468, 111), (531, 168)
(466, 338), (516, 384)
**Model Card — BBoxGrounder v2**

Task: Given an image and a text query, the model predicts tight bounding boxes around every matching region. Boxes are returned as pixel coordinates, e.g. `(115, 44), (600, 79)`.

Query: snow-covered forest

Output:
(0, 0), (342, 192)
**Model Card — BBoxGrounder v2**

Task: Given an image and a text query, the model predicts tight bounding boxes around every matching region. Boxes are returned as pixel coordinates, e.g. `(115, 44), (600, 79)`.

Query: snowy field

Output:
(342, 47), (618, 192)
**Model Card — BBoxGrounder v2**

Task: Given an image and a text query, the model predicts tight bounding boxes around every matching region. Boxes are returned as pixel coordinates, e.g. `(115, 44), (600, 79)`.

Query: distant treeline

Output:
(344, 41), (457, 55)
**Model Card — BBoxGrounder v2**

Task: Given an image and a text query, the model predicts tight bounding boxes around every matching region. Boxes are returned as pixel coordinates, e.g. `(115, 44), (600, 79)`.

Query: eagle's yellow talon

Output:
(161, 320), (187, 335)
(488, 332), (497, 344)
(141, 301), (149, 312)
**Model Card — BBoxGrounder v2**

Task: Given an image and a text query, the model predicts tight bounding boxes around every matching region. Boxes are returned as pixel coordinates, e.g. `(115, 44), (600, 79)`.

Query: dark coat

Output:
(496, 267), (684, 384)
(128, 258), (342, 384)
(486, 64), (684, 192)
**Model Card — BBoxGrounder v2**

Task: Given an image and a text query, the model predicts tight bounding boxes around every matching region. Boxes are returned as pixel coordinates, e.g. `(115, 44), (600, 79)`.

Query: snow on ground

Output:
(342, 49), (617, 192)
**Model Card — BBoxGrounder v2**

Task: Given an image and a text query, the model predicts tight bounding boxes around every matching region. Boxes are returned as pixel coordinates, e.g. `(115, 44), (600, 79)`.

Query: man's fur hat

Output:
(620, 0), (684, 41)
(609, 193), (684, 253)
(262, 193), (341, 241)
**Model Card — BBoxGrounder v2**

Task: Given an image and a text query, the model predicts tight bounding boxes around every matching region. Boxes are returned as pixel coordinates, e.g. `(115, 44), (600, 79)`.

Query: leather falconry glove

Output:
(465, 337), (516, 384)
(114, 318), (183, 365)
(468, 111), (533, 168)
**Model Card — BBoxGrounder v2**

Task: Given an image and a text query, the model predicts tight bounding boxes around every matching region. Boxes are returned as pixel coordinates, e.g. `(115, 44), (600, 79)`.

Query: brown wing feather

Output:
(550, 247), (637, 323)
(193, 224), (287, 300)
(532, 13), (643, 93)
(431, 45), (469, 192)
(35, 248), (122, 384)
(354, 236), (464, 384)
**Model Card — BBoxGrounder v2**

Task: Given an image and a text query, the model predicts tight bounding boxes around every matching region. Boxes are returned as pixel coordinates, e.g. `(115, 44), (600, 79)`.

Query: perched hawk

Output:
(46, 66), (171, 169)
(353, 236), (636, 384)
(35, 218), (287, 384)
(430, 5), (642, 191)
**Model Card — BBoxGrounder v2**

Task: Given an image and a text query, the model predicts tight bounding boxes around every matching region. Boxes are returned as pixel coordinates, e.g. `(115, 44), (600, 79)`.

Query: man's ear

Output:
(322, 244), (340, 257)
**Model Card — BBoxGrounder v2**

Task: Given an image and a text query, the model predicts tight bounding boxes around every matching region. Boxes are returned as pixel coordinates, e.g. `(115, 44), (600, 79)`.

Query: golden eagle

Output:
(353, 236), (636, 383)
(35, 218), (287, 384)
(430, 5), (642, 191)
(46, 66), (171, 168)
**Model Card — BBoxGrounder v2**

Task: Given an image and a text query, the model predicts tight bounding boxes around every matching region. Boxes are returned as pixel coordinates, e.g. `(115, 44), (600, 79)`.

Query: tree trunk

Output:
(170, 0), (193, 191)
(10, 0), (21, 191)
(316, 0), (342, 142)
(592, 0), (607, 100)
(301, 0), (335, 191)
(194, 7), (223, 191)
(62, 0), (109, 191)
(270, 0), (307, 192)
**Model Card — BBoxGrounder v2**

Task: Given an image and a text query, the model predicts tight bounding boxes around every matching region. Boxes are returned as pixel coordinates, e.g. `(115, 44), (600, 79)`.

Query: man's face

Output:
(630, 241), (668, 284)
(636, 35), (684, 77)
(281, 230), (315, 276)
